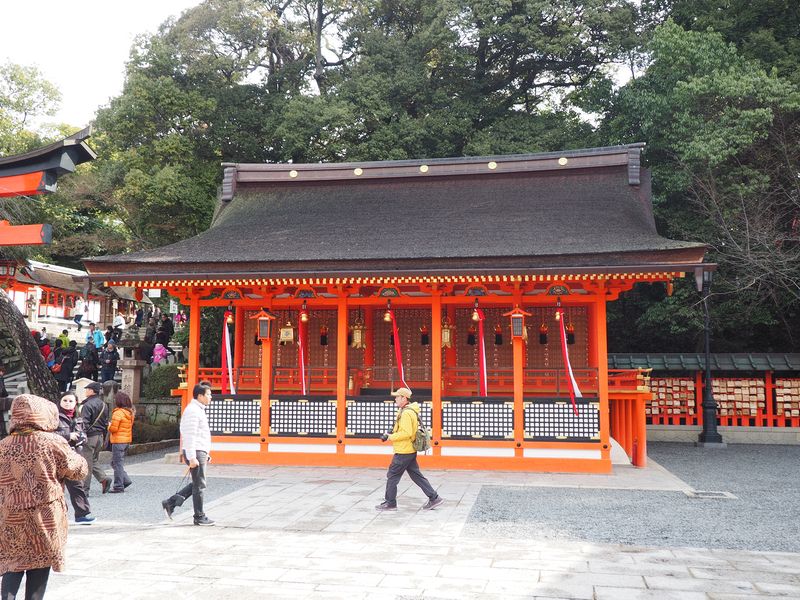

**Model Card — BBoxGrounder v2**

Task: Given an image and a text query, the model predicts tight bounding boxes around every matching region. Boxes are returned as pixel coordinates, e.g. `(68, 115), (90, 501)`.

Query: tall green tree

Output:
(280, 0), (635, 161)
(601, 21), (800, 351)
(662, 0), (800, 83)
(0, 62), (61, 156)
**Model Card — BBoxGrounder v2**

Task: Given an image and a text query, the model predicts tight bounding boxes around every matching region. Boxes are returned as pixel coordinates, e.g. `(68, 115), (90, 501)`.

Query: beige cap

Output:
(391, 387), (413, 399)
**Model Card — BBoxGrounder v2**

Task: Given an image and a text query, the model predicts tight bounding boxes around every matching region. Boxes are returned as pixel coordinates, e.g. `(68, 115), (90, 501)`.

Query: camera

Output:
(72, 417), (87, 449)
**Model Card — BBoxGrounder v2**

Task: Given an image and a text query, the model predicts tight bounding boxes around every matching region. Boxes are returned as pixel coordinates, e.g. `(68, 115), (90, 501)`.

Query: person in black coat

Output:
(54, 342), (78, 392)
(78, 382), (111, 494)
(99, 341), (120, 383)
(78, 340), (100, 381)
(55, 393), (94, 523)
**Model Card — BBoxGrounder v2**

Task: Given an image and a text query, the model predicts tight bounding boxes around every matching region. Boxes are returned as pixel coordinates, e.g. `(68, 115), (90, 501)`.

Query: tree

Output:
(600, 21), (800, 350)
(663, 0), (800, 83)
(0, 294), (60, 401)
(0, 62), (62, 156)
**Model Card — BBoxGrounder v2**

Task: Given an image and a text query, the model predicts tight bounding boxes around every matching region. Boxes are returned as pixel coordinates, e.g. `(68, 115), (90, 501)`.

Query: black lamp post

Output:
(695, 267), (725, 446)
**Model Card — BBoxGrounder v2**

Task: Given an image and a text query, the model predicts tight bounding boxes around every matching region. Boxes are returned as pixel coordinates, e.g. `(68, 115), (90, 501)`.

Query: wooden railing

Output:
(187, 366), (651, 397)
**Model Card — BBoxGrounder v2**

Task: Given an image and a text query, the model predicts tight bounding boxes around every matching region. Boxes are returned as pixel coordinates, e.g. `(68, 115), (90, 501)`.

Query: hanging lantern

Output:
(350, 317), (366, 349)
(420, 324), (429, 345)
(566, 322), (575, 345)
(494, 323), (503, 346)
(467, 324), (477, 345)
(320, 324), (329, 346)
(666, 281), (674, 297)
(441, 317), (454, 348)
(539, 323), (548, 345)
(300, 301), (309, 323)
(279, 320), (295, 345)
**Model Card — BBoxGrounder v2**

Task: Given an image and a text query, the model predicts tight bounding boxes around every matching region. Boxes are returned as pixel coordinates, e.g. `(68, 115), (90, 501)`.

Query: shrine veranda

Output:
(83, 144), (717, 473)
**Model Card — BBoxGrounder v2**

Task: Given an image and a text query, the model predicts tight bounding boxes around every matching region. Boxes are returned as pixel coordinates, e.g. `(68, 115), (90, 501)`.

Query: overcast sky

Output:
(1, 0), (203, 129)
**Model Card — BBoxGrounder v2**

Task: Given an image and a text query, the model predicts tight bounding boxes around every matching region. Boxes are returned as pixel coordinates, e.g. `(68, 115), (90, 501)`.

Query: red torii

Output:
(0, 127), (96, 246)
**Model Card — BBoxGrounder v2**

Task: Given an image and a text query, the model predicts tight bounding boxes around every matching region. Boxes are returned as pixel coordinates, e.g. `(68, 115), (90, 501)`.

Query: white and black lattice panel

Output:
(523, 399), (600, 441)
(346, 399), (432, 437)
(207, 397), (261, 436)
(441, 399), (514, 440)
(269, 398), (337, 437)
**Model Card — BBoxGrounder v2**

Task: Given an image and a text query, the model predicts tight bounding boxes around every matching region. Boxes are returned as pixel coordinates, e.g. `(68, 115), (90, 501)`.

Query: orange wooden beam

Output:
(431, 292), (443, 455)
(336, 294), (348, 452)
(0, 172), (48, 197)
(0, 221), (52, 246)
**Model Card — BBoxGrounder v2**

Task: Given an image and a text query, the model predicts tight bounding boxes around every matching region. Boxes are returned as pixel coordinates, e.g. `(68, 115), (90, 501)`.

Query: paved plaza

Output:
(40, 444), (800, 599)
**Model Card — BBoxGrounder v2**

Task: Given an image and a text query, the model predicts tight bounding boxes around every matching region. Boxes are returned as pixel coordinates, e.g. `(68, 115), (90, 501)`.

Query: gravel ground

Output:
(464, 442), (800, 552)
(72, 449), (254, 525)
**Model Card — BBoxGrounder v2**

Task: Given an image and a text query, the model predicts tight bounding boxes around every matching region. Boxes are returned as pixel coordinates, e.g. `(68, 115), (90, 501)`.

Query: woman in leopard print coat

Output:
(0, 394), (88, 599)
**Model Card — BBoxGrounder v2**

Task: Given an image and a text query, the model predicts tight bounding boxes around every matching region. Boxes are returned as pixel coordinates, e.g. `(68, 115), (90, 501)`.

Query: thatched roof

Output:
(83, 145), (706, 281)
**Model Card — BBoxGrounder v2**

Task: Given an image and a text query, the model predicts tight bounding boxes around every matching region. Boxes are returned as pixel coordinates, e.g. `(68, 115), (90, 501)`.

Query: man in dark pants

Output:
(376, 387), (443, 511)
(99, 340), (119, 383)
(79, 381), (111, 495)
(161, 383), (215, 526)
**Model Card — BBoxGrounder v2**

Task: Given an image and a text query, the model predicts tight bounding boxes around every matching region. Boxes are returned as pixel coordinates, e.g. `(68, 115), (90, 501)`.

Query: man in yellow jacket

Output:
(376, 387), (443, 511)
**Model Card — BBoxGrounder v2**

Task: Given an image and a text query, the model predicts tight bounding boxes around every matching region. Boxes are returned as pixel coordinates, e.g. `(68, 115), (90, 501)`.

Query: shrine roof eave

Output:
(82, 250), (712, 287)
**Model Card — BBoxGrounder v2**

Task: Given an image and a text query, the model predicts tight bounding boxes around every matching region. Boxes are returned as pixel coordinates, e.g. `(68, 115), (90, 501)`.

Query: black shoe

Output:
(123, 481), (132, 489)
(375, 501), (397, 511)
(101, 479), (111, 494)
(193, 516), (215, 526)
(162, 499), (175, 520)
(422, 496), (444, 510)
(110, 488), (124, 493)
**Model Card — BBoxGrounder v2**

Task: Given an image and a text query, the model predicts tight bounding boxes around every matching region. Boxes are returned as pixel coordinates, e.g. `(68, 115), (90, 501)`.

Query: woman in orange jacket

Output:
(108, 392), (135, 493)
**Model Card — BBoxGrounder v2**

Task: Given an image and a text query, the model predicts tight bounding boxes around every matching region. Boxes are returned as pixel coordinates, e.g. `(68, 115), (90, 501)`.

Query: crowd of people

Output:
(29, 306), (181, 390)
(0, 305), (192, 598)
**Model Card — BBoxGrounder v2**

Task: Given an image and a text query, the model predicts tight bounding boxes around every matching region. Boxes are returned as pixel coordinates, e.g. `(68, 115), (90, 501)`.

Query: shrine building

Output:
(82, 144), (710, 473)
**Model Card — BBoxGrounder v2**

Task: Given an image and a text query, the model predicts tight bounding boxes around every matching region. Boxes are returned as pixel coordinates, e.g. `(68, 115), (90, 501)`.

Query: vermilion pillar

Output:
(513, 334), (525, 457)
(592, 294), (611, 463)
(260, 330), (273, 447)
(336, 295), (348, 452)
(186, 293), (201, 410)
(431, 292), (442, 453)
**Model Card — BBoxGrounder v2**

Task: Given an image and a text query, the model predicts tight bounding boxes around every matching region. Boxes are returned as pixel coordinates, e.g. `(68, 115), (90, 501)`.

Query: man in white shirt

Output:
(73, 297), (87, 331)
(161, 383), (214, 526)
(111, 311), (126, 342)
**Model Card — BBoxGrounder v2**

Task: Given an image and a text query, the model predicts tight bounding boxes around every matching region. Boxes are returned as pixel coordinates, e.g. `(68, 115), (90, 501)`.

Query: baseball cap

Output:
(85, 381), (103, 394)
(390, 387), (412, 399)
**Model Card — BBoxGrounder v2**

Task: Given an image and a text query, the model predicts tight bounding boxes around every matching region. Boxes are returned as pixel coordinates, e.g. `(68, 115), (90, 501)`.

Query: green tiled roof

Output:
(608, 354), (800, 372)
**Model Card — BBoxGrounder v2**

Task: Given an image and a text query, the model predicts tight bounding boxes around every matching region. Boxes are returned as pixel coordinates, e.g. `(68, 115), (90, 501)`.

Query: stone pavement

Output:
(44, 458), (800, 600)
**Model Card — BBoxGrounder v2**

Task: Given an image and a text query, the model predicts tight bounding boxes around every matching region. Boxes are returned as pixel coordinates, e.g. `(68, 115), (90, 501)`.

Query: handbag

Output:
(51, 360), (63, 374)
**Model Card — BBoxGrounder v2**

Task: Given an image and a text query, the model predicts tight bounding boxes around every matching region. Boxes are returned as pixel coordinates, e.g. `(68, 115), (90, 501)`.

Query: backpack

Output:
(399, 408), (432, 453)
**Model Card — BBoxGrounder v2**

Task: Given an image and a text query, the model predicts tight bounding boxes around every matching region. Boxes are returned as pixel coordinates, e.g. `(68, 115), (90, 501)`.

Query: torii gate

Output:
(0, 127), (96, 401)
(0, 126), (96, 245)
